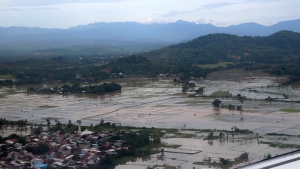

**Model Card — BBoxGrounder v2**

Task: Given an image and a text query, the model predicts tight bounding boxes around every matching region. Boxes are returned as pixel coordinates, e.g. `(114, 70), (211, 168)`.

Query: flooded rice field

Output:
(1, 70), (300, 168)
(114, 133), (299, 169)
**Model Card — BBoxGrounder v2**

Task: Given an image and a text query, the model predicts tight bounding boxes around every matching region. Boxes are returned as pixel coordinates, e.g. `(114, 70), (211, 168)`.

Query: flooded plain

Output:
(1, 69), (300, 168)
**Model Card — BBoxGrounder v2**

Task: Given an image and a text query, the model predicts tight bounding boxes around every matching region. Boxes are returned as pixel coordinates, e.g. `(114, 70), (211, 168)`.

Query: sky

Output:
(0, 0), (299, 29)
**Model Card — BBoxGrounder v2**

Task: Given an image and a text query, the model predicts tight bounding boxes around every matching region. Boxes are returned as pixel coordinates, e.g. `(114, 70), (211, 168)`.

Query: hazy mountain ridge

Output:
(0, 19), (299, 43)
(0, 19), (299, 55)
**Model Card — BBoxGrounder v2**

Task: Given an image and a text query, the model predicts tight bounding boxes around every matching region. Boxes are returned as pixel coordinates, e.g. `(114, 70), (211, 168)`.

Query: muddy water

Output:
(1, 74), (300, 134)
(1, 71), (300, 168)
(115, 137), (296, 169)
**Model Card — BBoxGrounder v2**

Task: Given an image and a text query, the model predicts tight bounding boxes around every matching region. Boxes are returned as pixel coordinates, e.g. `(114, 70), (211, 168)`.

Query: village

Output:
(0, 119), (163, 169)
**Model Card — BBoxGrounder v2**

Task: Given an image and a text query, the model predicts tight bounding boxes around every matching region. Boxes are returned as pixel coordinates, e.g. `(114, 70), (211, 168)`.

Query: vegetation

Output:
(0, 74), (13, 79)
(210, 91), (231, 97)
(280, 108), (300, 113)
(193, 152), (249, 169)
(195, 62), (233, 69)
(28, 82), (122, 94)
(212, 99), (222, 108)
(1, 31), (300, 86)
(0, 118), (27, 126)
(142, 31), (300, 83)
(26, 143), (50, 155)
(143, 31), (300, 65)
(107, 55), (213, 81)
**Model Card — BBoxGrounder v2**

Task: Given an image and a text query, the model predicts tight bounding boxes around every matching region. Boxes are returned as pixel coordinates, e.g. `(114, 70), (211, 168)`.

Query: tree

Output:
(239, 152), (248, 159)
(26, 143), (50, 155)
(100, 154), (113, 165)
(195, 87), (204, 95)
(228, 104), (235, 110)
(100, 119), (104, 126)
(212, 99), (221, 108)
(219, 158), (229, 165)
(72, 154), (80, 161)
(237, 105), (243, 111)
(153, 137), (161, 144)
(17, 137), (27, 146)
(207, 132), (214, 140)
(219, 131), (224, 138)
(1, 145), (7, 152)
(266, 153), (272, 159)
(161, 148), (164, 158)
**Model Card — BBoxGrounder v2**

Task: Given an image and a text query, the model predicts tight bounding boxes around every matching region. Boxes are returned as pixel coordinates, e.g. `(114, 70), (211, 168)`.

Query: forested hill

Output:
(142, 31), (300, 64)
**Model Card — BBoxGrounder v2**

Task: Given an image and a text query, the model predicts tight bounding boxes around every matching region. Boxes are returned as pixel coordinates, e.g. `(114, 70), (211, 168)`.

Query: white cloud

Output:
(0, 0), (299, 28)
(140, 17), (153, 24)
(196, 18), (206, 24)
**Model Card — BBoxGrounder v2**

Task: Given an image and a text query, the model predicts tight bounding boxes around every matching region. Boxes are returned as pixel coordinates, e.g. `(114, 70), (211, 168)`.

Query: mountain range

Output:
(0, 19), (299, 54)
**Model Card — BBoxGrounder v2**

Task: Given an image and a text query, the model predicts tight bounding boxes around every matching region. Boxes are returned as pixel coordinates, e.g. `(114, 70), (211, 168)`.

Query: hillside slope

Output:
(142, 31), (300, 64)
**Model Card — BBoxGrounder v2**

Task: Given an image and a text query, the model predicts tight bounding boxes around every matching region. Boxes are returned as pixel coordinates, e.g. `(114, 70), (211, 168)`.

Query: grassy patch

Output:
(266, 133), (293, 136)
(280, 108), (300, 113)
(39, 105), (58, 109)
(210, 91), (232, 97)
(193, 161), (229, 168)
(260, 141), (300, 149)
(172, 132), (195, 138)
(195, 62), (233, 69)
(92, 63), (104, 66)
(0, 74), (13, 79)
(4, 90), (17, 94)
(193, 160), (238, 169)
(243, 110), (259, 113)
(193, 153), (248, 169)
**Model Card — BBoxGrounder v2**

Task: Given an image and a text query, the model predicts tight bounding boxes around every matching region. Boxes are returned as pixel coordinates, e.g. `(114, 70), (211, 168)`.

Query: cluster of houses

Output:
(110, 72), (128, 78)
(0, 128), (128, 169)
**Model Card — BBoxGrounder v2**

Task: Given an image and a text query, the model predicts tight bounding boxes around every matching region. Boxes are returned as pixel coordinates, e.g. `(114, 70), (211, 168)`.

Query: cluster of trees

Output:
(181, 82), (196, 93)
(106, 55), (214, 82)
(25, 143), (50, 155)
(220, 104), (243, 111)
(0, 56), (111, 85)
(0, 118), (27, 126)
(0, 80), (13, 85)
(34, 82), (122, 94)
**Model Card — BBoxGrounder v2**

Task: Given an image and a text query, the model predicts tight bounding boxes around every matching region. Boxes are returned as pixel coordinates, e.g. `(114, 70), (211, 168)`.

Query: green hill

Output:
(142, 31), (300, 65)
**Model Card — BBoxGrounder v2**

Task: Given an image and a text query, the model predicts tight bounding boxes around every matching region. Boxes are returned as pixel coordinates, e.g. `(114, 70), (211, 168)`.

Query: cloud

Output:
(0, 7), (59, 11)
(162, 2), (236, 17)
(0, 0), (299, 28)
(196, 18), (206, 24)
(140, 17), (167, 24)
(201, 2), (236, 10)
(2, 0), (131, 7)
(140, 17), (153, 24)
(163, 10), (179, 17)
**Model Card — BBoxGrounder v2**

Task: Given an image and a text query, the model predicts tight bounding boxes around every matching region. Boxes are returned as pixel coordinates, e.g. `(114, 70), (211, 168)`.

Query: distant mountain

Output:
(0, 19), (299, 54)
(141, 31), (300, 64)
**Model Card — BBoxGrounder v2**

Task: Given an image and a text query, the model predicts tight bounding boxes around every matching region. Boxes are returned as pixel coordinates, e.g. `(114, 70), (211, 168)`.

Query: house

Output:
(12, 163), (23, 169)
(58, 145), (72, 155)
(31, 158), (43, 165)
(78, 140), (90, 149)
(33, 162), (47, 169)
